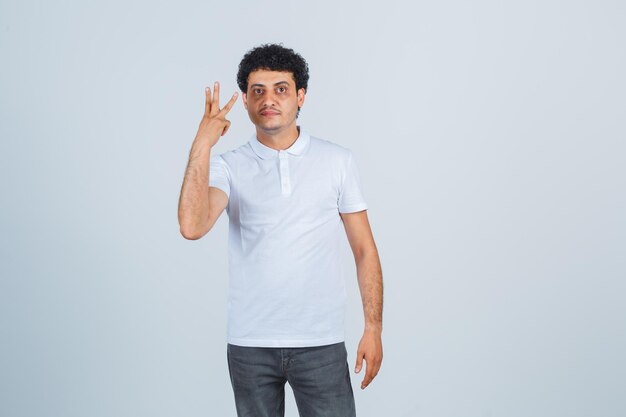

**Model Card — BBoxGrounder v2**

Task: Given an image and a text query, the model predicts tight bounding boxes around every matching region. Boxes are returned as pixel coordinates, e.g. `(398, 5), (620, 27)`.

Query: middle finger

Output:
(211, 81), (220, 115)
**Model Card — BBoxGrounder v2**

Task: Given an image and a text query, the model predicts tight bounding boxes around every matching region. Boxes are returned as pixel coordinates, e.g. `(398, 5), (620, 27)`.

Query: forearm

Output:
(178, 137), (212, 237)
(355, 248), (383, 334)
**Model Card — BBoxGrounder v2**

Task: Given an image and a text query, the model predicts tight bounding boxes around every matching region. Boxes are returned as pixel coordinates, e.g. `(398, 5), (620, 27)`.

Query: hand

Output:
(354, 329), (383, 389)
(195, 81), (238, 148)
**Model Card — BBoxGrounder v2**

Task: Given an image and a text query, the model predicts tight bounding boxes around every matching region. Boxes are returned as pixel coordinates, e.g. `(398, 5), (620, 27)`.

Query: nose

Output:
(262, 90), (278, 107)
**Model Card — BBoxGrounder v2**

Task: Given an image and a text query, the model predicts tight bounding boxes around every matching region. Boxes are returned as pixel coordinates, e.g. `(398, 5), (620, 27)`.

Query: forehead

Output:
(247, 69), (295, 86)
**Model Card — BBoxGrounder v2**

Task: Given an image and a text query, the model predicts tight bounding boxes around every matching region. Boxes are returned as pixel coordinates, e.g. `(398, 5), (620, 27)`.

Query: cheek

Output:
(279, 94), (296, 104)
(244, 97), (257, 109)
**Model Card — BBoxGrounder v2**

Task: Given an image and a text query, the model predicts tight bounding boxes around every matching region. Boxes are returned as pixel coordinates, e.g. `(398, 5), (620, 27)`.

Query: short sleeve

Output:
(208, 154), (231, 198)
(338, 150), (368, 213)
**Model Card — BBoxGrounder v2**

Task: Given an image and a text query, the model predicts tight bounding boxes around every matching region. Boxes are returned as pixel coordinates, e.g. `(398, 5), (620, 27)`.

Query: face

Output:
(242, 69), (305, 134)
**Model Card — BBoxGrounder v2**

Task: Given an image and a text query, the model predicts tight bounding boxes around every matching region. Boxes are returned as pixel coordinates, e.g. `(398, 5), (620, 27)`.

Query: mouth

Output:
(260, 109), (280, 116)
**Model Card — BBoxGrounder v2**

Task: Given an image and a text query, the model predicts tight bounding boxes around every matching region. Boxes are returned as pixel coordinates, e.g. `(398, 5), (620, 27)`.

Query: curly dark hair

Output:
(237, 43), (309, 94)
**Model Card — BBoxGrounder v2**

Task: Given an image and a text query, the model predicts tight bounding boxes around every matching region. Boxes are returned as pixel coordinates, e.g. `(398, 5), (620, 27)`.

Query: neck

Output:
(255, 123), (300, 150)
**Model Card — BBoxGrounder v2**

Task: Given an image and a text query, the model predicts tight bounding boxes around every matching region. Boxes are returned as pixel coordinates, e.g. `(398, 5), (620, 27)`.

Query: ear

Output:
(242, 92), (248, 110)
(297, 88), (305, 108)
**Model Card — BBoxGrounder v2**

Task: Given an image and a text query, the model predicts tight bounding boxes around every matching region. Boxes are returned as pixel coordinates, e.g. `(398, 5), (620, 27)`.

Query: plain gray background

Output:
(1, 0), (624, 416)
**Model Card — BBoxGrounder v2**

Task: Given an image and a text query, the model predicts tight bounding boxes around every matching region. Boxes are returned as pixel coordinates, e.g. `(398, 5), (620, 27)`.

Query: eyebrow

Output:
(250, 81), (290, 88)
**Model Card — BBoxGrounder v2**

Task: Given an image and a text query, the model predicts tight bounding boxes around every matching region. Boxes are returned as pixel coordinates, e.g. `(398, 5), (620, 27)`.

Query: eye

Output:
(277, 86), (286, 93)
(254, 88), (263, 95)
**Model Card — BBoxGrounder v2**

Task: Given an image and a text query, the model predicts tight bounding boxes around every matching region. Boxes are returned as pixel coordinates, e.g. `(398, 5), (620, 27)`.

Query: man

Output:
(178, 43), (383, 417)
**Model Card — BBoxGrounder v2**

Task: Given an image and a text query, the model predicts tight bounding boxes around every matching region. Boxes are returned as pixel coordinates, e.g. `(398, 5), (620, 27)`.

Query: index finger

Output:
(204, 86), (212, 116)
(361, 359), (380, 389)
(361, 364), (373, 388)
(219, 92), (239, 115)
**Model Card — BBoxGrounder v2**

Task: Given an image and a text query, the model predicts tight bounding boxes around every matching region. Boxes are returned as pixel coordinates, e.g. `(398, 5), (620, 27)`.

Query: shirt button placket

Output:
(278, 151), (291, 195)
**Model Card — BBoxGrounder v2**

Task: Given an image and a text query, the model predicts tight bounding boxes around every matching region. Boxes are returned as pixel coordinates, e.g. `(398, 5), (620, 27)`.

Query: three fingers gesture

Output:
(196, 81), (238, 148)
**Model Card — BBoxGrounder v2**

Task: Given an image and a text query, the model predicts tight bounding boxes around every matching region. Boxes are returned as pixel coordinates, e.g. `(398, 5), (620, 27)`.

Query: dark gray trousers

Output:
(227, 341), (357, 417)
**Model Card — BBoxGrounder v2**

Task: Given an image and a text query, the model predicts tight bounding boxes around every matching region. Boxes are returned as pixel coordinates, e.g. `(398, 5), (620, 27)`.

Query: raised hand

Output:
(195, 81), (238, 148)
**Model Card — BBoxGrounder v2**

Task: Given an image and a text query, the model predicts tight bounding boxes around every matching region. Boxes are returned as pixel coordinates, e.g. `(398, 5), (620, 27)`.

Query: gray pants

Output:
(226, 341), (357, 417)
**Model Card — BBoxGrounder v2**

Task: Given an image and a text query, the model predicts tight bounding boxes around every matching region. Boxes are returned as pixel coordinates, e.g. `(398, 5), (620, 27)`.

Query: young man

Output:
(178, 44), (383, 417)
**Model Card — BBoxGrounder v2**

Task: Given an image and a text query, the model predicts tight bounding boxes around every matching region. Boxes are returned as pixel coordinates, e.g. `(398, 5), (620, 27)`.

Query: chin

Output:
(257, 120), (282, 130)
(259, 125), (283, 133)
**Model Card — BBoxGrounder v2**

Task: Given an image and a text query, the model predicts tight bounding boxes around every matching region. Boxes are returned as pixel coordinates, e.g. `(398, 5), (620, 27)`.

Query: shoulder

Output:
(308, 135), (353, 164)
(210, 141), (254, 166)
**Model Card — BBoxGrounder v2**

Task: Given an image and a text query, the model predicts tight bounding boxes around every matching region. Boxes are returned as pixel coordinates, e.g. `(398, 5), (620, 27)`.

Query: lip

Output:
(260, 110), (280, 116)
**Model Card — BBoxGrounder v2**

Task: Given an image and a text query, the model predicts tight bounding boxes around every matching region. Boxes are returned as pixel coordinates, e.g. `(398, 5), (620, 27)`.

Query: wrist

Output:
(364, 324), (382, 335)
(192, 135), (217, 152)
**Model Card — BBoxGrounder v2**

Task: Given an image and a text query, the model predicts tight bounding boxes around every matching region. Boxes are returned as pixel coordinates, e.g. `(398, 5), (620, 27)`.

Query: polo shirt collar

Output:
(249, 127), (310, 159)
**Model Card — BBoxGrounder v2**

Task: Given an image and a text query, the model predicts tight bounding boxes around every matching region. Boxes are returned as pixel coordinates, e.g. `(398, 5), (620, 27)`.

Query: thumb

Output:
(355, 352), (364, 373)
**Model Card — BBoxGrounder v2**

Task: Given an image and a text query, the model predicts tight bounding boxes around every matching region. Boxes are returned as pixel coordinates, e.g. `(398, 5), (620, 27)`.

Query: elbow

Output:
(353, 244), (379, 263)
(179, 223), (209, 240)
(178, 210), (209, 240)
(180, 229), (201, 240)
(178, 208), (218, 240)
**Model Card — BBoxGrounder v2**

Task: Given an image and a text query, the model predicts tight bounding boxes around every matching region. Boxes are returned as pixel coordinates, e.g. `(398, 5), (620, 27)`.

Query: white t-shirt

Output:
(209, 127), (368, 347)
